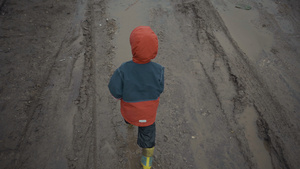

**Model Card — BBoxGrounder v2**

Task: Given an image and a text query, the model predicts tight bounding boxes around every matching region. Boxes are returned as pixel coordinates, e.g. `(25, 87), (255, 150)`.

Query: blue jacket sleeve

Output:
(108, 68), (123, 99)
(159, 67), (164, 94)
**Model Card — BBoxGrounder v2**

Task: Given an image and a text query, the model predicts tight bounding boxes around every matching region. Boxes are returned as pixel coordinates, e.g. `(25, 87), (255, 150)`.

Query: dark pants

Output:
(125, 120), (156, 148)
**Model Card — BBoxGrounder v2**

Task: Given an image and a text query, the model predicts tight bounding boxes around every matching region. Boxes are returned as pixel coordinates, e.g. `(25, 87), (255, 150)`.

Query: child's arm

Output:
(159, 67), (165, 93)
(108, 68), (123, 99)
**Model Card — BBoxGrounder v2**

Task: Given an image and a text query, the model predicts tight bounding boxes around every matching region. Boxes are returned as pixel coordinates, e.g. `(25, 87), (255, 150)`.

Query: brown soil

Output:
(0, 0), (299, 168)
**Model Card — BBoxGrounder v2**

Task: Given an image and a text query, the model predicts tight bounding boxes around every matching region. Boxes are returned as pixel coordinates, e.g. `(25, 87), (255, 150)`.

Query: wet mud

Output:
(0, 0), (299, 168)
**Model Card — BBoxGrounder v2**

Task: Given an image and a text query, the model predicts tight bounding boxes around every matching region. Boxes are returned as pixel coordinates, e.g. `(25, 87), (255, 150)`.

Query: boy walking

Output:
(108, 26), (164, 169)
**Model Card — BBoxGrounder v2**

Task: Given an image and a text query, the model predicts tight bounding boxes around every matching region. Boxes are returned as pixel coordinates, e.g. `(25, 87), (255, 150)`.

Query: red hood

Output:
(130, 26), (158, 64)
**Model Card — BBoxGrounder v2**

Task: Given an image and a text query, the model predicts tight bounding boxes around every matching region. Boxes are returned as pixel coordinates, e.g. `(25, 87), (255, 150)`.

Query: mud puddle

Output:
(107, 0), (149, 67)
(238, 106), (273, 169)
(74, 0), (88, 26)
(107, 0), (171, 67)
(211, 0), (274, 63)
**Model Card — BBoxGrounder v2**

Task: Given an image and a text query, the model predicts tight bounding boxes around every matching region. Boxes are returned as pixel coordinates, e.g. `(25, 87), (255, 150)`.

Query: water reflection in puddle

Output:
(238, 106), (273, 169)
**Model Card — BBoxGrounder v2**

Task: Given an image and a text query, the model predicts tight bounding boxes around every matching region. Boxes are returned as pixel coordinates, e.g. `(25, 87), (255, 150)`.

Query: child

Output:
(108, 26), (164, 169)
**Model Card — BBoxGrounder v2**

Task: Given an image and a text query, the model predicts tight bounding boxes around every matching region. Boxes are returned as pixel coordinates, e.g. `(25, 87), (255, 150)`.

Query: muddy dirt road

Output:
(0, 0), (299, 168)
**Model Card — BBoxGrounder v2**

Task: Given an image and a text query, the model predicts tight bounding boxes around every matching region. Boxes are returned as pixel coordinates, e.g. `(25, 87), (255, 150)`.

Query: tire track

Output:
(0, 1), (83, 168)
(173, 1), (256, 168)
(189, 0), (296, 168)
(13, 37), (66, 169)
(67, 0), (98, 168)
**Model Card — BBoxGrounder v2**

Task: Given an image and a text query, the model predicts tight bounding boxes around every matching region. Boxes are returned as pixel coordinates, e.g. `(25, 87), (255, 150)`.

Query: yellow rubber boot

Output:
(141, 147), (154, 169)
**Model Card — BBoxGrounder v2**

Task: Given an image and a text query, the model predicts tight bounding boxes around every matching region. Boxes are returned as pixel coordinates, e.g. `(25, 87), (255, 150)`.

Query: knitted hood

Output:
(130, 26), (158, 64)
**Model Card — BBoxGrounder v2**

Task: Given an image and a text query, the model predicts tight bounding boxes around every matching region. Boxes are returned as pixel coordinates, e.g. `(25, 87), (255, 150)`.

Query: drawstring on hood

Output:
(130, 26), (158, 64)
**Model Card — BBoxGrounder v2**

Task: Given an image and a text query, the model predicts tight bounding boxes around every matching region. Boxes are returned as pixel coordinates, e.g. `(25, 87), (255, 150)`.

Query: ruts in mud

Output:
(0, 0), (299, 168)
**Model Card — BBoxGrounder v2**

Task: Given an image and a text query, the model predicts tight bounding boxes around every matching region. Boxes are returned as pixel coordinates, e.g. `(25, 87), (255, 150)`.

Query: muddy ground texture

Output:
(0, 0), (299, 169)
